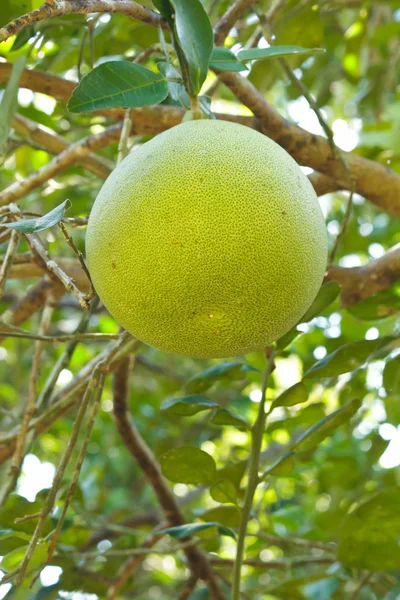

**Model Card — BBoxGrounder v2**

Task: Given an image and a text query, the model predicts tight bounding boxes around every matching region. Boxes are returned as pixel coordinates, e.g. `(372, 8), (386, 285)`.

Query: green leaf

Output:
(160, 446), (216, 485)
(267, 453), (295, 476)
(299, 282), (341, 323)
(160, 394), (218, 416)
(304, 337), (394, 379)
(276, 283), (341, 350)
(383, 356), (400, 394)
(292, 399), (361, 457)
(237, 45), (325, 62)
(0, 529), (31, 554)
(199, 95), (216, 119)
(347, 285), (400, 320)
(67, 61), (169, 113)
(217, 462), (246, 490)
(185, 361), (257, 393)
(3, 199), (71, 233)
(0, 55), (26, 162)
(170, 0), (213, 94)
(160, 521), (236, 540)
(157, 61), (186, 104)
(210, 408), (249, 430)
(210, 479), (238, 504)
(270, 382), (308, 411)
(153, 0), (174, 20)
(200, 505), (241, 528)
(11, 25), (35, 51)
(1, 541), (49, 574)
(209, 47), (248, 72)
(338, 487), (400, 570)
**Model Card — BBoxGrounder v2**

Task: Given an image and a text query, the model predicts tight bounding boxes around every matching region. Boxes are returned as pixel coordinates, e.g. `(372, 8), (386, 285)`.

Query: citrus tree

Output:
(0, 1), (400, 599)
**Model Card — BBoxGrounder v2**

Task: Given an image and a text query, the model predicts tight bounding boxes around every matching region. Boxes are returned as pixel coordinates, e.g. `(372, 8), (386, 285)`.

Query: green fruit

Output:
(86, 120), (327, 358)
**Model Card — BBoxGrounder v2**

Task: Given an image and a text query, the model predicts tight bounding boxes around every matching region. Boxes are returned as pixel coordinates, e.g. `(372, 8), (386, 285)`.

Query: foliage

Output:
(0, 1), (400, 599)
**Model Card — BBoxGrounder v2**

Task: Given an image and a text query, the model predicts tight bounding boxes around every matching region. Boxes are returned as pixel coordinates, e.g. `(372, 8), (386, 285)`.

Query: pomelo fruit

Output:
(86, 119), (327, 358)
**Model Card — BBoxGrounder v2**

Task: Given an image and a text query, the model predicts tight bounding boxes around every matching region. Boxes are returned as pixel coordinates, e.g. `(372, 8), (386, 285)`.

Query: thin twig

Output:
(117, 109), (133, 164)
(112, 359), (225, 600)
(0, 298), (55, 509)
(327, 188), (355, 268)
(0, 0), (166, 43)
(178, 574), (199, 600)
(0, 229), (20, 299)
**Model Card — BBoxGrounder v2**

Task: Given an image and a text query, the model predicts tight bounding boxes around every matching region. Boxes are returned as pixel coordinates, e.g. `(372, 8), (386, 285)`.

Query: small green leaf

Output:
(11, 25), (35, 51)
(209, 47), (248, 72)
(217, 462), (246, 490)
(276, 282), (341, 350)
(299, 282), (341, 324)
(292, 399), (361, 456)
(383, 356), (400, 394)
(153, 0), (174, 20)
(200, 505), (241, 528)
(170, 0), (213, 94)
(268, 453), (295, 476)
(237, 45), (325, 62)
(160, 521), (236, 540)
(304, 337), (394, 379)
(3, 200), (71, 233)
(338, 487), (400, 570)
(0, 529), (31, 554)
(160, 394), (218, 416)
(210, 479), (238, 504)
(160, 447), (216, 485)
(0, 55), (26, 162)
(67, 61), (169, 113)
(270, 382), (308, 411)
(185, 361), (257, 393)
(211, 408), (249, 430)
(157, 61), (185, 103)
(199, 95), (216, 119)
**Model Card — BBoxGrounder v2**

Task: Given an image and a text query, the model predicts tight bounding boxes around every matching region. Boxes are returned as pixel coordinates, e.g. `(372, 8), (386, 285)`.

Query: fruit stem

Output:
(231, 348), (275, 600)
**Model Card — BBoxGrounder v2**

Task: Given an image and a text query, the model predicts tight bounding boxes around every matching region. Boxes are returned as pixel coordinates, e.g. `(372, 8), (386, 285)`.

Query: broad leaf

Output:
(304, 337), (394, 379)
(209, 47), (248, 72)
(160, 521), (236, 540)
(68, 61), (169, 113)
(237, 45), (325, 62)
(3, 200), (71, 233)
(185, 361), (257, 393)
(300, 282), (341, 324)
(160, 394), (218, 416)
(383, 356), (400, 394)
(160, 446), (216, 485)
(270, 382), (308, 411)
(199, 95), (215, 119)
(292, 398), (361, 456)
(210, 479), (238, 504)
(0, 55), (26, 161)
(170, 0), (213, 94)
(338, 487), (400, 570)
(11, 25), (35, 51)
(210, 408), (249, 430)
(200, 505), (241, 528)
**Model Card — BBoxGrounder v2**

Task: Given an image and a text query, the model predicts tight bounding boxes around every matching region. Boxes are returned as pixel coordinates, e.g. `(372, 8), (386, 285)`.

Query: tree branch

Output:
(214, 70), (400, 215)
(0, 0), (166, 43)
(326, 243), (400, 306)
(214, 0), (255, 45)
(12, 114), (113, 179)
(112, 359), (225, 600)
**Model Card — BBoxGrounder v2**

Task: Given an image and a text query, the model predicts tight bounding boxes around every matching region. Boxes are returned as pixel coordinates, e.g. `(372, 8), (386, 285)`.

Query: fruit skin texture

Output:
(86, 119), (327, 358)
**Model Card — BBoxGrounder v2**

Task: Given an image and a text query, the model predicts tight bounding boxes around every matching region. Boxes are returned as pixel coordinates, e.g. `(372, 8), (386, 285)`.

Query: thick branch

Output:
(0, 0), (166, 43)
(326, 243), (400, 306)
(215, 70), (400, 215)
(0, 124), (122, 205)
(13, 114), (113, 179)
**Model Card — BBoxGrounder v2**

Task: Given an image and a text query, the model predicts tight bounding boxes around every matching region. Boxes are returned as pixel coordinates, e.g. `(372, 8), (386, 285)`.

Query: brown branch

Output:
(112, 359), (225, 600)
(178, 574), (199, 600)
(0, 0), (166, 43)
(0, 229), (20, 298)
(214, 0), (255, 45)
(214, 70), (400, 215)
(325, 243), (400, 306)
(308, 171), (342, 196)
(12, 114), (113, 179)
(0, 124), (122, 205)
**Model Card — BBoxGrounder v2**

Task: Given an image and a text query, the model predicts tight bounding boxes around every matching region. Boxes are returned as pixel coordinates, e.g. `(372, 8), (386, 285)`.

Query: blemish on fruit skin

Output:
(111, 262), (117, 269)
(208, 314), (214, 319)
